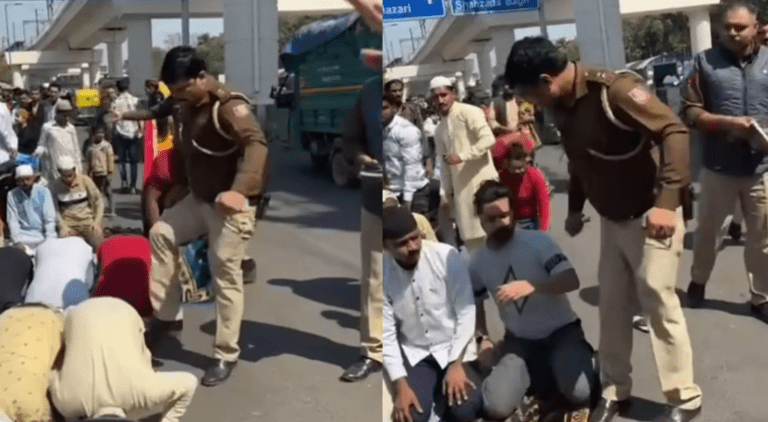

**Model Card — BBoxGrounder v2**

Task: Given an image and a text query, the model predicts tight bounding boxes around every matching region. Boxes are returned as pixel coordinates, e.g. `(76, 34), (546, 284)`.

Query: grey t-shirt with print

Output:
(469, 229), (578, 340)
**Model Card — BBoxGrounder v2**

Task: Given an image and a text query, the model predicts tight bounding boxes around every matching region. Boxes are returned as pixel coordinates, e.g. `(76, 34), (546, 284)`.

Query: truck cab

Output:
(272, 13), (381, 187)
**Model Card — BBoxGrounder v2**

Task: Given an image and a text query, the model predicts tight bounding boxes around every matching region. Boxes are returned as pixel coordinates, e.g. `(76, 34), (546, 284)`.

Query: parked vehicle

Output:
(272, 13), (381, 187)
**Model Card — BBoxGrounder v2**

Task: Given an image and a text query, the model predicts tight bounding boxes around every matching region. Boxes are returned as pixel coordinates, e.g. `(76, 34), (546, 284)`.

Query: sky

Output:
(384, 19), (576, 63)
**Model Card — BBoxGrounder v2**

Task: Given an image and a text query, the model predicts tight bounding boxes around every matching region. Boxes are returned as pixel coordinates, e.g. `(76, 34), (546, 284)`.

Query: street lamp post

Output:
(5, 2), (22, 49)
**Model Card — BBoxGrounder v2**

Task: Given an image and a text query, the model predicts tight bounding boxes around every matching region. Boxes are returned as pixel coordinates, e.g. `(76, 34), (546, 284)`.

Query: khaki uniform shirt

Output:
(555, 62), (690, 221)
(87, 141), (115, 177)
(51, 173), (104, 226)
(124, 76), (270, 203)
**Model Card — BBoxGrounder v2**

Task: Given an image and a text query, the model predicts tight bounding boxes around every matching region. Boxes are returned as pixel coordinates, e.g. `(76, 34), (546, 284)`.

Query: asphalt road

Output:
(479, 144), (768, 422)
(103, 144), (380, 422)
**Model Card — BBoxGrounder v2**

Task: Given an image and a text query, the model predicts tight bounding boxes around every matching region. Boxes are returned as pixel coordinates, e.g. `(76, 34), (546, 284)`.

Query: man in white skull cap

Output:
(6, 164), (57, 253)
(429, 75), (498, 255)
(50, 155), (104, 249)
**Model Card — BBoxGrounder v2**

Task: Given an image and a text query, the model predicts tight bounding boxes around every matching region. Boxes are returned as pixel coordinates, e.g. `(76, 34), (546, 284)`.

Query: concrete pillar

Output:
(106, 40), (124, 77)
(127, 19), (153, 96)
(575, 0), (626, 70)
(401, 77), (410, 101)
(11, 68), (25, 88)
(224, 0), (279, 124)
(688, 8), (712, 54)
(475, 41), (494, 94)
(81, 63), (91, 88)
(491, 29), (515, 77)
(455, 71), (467, 100)
(89, 62), (99, 87)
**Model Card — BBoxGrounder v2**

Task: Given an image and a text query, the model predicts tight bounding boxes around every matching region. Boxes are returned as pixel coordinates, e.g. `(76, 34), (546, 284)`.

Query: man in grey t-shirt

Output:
(454, 180), (597, 422)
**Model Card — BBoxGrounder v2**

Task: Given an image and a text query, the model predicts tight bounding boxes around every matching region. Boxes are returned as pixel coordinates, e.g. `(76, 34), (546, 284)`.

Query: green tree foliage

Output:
(279, 15), (332, 51)
(0, 57), (10, 83)
(623, 13), (691, 62)
(196, 33), (225, 76)
(554, 37), (580, 61)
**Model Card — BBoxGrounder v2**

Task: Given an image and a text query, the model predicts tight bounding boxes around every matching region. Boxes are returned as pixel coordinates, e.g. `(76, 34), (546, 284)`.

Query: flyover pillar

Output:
(475, 40), (494, 93)
(127, 19), (153, 96)
(224, 0), (279, 124)
(11, 68), (26, 88)
(491, 29), (515, 78)
(688, 8), (712, 53)
(81, 63), (91, 88)
(574, 0), (626, 70)
(107, 40), (124, 77)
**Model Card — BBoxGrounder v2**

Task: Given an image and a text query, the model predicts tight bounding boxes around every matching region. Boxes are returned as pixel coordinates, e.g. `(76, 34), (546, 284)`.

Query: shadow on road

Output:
(579, 286), (599, 307)
(115, 201), (143, 220)
(268, 277), (359, 311)
(261, 149), (361, 232)
(620, 396), (671, 421)
(674, 289), (753, 317)
(204, 319), (358, 368)
(580, 286), (756, 320)
(321, 310), (359, 330)
(154, 319), (359, 370)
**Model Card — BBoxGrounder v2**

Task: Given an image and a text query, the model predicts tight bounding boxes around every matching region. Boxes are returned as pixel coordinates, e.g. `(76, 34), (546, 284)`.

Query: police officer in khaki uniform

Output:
(113, 46), (269, 386)
(504, 37), (702, 422)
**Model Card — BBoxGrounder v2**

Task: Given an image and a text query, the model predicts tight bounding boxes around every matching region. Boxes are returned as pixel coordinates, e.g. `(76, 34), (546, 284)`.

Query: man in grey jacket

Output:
(681, 1), (768, 322)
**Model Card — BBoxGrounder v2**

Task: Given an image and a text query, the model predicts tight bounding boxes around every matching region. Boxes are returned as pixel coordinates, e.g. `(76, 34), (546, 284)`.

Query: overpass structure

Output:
(388, 0), (719, 97)
(4, 0), (355, 111)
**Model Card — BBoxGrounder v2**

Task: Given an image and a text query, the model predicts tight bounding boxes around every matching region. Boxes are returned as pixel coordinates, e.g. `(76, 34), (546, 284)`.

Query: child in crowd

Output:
(86, 124), (115, 216)
(499, 143), (551, 231)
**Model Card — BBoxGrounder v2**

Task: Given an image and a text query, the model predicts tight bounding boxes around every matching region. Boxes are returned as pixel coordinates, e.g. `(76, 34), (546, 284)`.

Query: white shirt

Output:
(112, 92), (141, 138)
(384, 115), (429, 202)
(36, 121), (82, 182)
(383, 240), (475, 381)
(24, 237), (94, 309)
(0, 102), (18, 163)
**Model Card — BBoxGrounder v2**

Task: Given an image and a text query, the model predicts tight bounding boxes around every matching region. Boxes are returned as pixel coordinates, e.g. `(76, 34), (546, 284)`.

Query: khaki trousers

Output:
(149, 193), (256, 361)
(361, 207), (383, 362)
(691, 169), (768, 305)
(598, 208), (701, 409)
(60, 221), (104, 249)
(53, 371), (198, 422)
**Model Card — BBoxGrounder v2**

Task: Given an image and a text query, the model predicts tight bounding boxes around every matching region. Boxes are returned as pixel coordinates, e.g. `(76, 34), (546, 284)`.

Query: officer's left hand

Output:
(216, 190), (246, 215)
(646, 207), (676, 239)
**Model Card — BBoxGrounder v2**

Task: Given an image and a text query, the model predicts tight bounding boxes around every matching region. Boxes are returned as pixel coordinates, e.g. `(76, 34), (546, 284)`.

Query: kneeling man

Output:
(465, 180), (598, 421)
(383, 206), (479, 422)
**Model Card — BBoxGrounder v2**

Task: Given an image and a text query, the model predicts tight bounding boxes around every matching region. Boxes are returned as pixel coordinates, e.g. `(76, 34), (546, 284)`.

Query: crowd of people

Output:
(381, 2), (768, 422)
(0, 39), (271, 421)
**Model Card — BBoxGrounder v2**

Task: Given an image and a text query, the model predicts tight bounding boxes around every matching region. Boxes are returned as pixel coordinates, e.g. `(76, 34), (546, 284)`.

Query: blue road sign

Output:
(383, 0), (447, 22)
(451, 0), (540, 16)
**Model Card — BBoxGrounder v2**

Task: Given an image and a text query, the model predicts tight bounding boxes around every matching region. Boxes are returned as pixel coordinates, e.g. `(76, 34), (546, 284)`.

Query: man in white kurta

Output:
(34, 100), (82, 184)
(431, 76), (499, 255)
(0, 101), (18, 164)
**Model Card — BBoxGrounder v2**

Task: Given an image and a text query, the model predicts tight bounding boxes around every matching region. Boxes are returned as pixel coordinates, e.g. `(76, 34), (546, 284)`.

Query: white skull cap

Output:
(57, 156), (76, 171)
(15, 165), (33, 178)
(429, 76), (453, 90)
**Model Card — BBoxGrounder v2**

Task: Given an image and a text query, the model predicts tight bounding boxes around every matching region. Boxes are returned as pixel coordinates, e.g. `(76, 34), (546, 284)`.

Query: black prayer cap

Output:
(383, 206), (418, 241)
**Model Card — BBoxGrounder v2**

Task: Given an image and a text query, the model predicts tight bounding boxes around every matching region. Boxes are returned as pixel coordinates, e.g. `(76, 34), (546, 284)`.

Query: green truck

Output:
(271, 13), (381, 187)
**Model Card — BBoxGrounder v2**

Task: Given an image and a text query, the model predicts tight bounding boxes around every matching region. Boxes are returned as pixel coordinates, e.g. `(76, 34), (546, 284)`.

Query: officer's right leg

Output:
(148, 194), (206, 340)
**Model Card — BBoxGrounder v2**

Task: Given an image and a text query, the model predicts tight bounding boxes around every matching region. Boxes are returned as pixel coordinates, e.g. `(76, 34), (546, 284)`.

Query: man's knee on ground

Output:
(482, 355), (529, 420)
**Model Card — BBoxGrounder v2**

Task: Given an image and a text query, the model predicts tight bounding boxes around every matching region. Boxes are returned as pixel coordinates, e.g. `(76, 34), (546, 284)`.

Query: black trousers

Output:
(0, 247), (34, 312)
